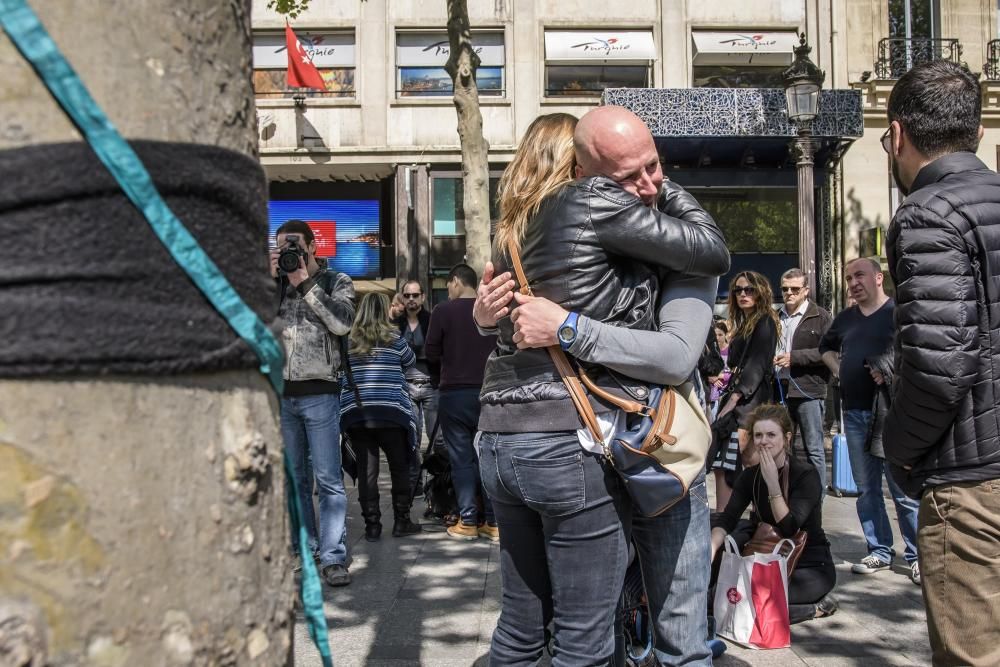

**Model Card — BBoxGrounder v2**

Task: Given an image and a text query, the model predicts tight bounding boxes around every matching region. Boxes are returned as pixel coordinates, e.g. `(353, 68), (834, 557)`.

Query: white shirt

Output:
(777, 301), (809, 380)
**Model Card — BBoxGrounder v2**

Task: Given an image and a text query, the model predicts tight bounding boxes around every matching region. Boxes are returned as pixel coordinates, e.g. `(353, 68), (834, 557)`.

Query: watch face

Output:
(559, 325), (575, 342)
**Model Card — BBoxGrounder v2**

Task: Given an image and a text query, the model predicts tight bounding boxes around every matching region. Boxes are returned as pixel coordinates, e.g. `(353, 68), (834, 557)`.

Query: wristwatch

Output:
(557, 311), (580, 351)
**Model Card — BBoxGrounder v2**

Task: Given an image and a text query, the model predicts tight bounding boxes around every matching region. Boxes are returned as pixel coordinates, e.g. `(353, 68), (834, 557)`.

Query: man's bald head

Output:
(573, 106), (663, 206)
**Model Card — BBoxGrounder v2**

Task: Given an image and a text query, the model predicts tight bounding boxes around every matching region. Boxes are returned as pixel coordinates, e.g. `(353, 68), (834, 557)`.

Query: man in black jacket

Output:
(773, 268), (832, 491)
(883, 59), (1000, 666)
(392, 280), (440, 493)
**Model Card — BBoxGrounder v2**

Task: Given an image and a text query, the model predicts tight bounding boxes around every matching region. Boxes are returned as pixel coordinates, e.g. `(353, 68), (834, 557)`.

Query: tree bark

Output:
(0, 2), (293, 664)
(444, 0), (492, 276)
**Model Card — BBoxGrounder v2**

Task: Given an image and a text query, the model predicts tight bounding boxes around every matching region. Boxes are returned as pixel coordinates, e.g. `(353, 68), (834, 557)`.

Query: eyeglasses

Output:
(732, 286), (757, 296)
(781, 286), (804, 294)
(880, 128), (892, 154)
(402, 293), (422, 299)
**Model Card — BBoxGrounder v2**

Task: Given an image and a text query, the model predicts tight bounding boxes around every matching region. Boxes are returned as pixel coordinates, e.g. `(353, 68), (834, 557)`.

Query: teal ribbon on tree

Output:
(0, 2), (333, 664)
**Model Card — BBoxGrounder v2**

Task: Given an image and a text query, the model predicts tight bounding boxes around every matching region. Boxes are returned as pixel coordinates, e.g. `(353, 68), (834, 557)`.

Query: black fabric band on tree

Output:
(0, 140), (279, 378)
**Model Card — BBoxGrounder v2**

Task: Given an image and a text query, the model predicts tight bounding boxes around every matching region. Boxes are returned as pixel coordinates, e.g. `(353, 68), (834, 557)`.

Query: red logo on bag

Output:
(727, 587), (742, 604)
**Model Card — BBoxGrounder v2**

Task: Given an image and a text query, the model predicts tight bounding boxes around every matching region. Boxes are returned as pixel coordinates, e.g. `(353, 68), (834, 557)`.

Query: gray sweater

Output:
(568, 273), (716, 386)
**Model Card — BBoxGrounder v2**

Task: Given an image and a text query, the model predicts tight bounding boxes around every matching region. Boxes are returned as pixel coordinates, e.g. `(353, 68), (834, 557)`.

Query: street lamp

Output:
(782, 33), (825, 296)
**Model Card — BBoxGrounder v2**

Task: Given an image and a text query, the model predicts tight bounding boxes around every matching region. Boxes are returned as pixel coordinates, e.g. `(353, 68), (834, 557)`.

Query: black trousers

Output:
(348, 426), (412, 521)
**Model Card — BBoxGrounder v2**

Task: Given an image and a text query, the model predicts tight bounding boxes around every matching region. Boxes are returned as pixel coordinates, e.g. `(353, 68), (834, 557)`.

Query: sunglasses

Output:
(880, 127), (892, 154)
(781, 286), (804, 294)
(402, 293), (422, 299)
(733, 286), (757, 296)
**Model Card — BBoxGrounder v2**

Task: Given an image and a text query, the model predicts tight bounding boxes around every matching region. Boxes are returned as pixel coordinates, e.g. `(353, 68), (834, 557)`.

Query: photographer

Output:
(271, 219), (356, 588)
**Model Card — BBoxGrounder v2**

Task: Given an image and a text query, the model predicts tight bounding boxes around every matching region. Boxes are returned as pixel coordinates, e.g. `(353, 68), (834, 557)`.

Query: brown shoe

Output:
(478, 523), (500, 543)
(447, 520), (479, 541)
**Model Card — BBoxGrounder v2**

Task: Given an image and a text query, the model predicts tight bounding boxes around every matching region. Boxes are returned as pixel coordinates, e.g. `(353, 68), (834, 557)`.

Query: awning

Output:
(396, 31), (505, 67)
(253, 32), (356, 68)
(691, 31), (798, 67)
(544, 30), (656, 62)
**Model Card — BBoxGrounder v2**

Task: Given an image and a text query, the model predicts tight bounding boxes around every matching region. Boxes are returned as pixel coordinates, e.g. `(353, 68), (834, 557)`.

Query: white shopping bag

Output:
(713, 536), (793, 649)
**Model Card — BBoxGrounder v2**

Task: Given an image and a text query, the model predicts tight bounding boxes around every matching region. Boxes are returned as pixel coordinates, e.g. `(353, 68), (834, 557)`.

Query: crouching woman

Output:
(710, 404), (837, 624)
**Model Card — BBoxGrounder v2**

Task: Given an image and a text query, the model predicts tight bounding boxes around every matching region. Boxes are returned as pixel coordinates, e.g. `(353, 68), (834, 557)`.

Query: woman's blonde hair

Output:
(494, 113), (578, 254)
(727, 271), (781, 340)
(350, 292), (396, 356)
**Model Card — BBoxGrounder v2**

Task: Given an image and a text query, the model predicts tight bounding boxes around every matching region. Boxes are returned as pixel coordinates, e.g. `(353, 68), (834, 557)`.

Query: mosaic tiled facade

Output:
(601, 88), (863, 139)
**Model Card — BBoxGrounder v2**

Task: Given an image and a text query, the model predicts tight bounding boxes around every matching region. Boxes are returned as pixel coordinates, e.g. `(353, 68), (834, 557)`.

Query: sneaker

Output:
(478, 523), (500, 542)
(910, 561), (921, 586)
(851, 554), (891, 574)
(447, 520), (479, 541)
(321, 563), (351, 587)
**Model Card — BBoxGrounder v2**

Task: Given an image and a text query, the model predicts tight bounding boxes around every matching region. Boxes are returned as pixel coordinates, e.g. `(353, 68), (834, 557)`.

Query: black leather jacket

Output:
(478, 177), (730, 433)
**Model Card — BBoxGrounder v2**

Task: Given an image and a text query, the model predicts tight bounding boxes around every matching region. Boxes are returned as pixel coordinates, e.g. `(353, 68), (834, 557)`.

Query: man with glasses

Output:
(773, 268), (832, 491)
(881, 59), (1000, 665)
(393, 280), (441, 494)
(819, 258), (920, 585)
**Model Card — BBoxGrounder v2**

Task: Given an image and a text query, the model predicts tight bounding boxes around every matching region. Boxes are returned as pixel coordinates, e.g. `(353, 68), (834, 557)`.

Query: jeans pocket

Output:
(511, 452), (586, 516)
(689, 480), (709, 509)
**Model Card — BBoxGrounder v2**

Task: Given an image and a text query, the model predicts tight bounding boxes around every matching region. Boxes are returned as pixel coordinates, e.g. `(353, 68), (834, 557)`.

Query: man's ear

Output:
(574, 164), (583, 178)
(891, 120), (904, 155)
(979, 124), (985, 142)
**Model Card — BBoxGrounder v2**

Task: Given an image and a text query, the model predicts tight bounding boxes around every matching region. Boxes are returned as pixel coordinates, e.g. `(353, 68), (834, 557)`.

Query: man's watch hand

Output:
(510, 292), (568, 349)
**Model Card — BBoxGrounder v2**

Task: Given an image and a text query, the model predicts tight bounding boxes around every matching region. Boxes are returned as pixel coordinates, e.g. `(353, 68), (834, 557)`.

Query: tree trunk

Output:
(444, 0), (492, 276)
(0, 2), (293, 664)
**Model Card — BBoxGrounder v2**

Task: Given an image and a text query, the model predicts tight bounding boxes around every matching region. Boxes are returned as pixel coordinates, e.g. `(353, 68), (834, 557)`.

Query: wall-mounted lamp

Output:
(292, 93), (307, 110)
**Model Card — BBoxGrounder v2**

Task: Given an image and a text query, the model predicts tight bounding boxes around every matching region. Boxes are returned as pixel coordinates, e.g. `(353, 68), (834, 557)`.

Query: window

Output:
(430, 173), (501, 272)
(543, 30), (655, 97)
(431, 175), (500, 235)
(690, 31), (798, 88)
(887, 0), (942, 77)
(396, 31), (505, 98)
(252, 31), (355, 98)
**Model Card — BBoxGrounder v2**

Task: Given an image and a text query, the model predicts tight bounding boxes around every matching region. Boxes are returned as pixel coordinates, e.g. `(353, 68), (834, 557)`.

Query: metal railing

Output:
(873, 37), (964, 79)
(984, 39), (1000, 80)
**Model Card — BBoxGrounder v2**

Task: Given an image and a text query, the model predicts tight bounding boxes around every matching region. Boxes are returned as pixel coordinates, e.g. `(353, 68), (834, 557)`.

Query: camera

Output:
(277, 234), (307, 275)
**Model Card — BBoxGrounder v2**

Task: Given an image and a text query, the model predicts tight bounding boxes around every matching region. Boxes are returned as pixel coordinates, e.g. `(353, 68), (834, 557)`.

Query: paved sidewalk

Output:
(295, 453), (930, 666)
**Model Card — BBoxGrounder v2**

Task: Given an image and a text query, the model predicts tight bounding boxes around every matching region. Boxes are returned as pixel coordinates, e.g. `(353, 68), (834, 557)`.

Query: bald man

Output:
(476, 107), (728, 665)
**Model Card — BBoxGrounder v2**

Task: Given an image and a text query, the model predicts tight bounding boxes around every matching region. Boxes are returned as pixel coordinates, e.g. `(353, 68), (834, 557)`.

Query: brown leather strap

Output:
(507, 241), (605, 444)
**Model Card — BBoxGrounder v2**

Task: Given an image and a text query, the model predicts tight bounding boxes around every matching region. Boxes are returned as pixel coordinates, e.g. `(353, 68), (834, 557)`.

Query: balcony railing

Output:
(984, 39), (1000, 80)
(873, 37), (964, 79)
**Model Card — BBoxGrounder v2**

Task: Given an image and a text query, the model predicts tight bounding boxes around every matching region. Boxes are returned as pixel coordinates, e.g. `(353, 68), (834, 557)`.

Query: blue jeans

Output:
(788, 397), (827, 492)
(440, 387), (493, 524)
(843, 409), (919, 564)
(280, 393), (348, 567)
(479, 431), (632, 666)
(629, 471), (713, 666)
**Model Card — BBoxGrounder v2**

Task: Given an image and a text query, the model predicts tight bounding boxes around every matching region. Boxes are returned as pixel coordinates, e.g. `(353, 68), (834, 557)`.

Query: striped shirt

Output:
(340, 334), (417, 444)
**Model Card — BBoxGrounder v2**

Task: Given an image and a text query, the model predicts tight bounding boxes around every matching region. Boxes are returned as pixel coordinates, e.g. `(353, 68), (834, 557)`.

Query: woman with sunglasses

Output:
(710, 271), (780, 510)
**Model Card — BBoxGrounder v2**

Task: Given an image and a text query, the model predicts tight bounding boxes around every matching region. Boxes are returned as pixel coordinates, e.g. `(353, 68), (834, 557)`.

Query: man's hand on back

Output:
(474, 261), (516, 328)
(511, 292), (569, 349)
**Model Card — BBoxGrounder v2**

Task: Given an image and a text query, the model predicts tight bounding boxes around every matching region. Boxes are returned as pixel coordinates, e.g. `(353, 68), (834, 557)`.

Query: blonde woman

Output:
(341, 292), (421, 541)
(475, 107), (730, 665)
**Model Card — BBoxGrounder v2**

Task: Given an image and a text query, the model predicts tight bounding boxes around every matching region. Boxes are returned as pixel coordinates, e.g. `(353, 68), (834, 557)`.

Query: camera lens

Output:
(278, 248), (301, 273)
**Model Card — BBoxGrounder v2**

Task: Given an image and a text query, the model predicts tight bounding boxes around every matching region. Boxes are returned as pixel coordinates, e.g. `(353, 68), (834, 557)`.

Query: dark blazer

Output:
(884, 152), (1000, 496)
(784, 301), (833, 400)
(728, 315), (779, 428)
(394, 309), (430, 339)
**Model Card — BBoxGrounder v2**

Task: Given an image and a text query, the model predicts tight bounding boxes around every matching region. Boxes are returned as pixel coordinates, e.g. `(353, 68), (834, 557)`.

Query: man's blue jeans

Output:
(788, 397), (827, 492)
(630, 471), (713, 666)
(843, 409), (919, 564)
(479, 431), (631, 666)
(280, 393), (348, 567)
(440, 387), (494, 524)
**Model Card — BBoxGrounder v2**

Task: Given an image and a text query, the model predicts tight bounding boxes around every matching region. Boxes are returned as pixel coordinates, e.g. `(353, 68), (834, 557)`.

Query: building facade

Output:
(251, 0), (1000, 306)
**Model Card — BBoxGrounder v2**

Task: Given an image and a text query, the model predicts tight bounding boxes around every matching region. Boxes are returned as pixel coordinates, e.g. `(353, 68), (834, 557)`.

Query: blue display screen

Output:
(268, 200), (381, 279)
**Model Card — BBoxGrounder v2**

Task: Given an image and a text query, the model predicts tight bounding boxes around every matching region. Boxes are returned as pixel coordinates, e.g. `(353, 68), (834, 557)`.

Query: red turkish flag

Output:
(285, 24), (326, 90)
